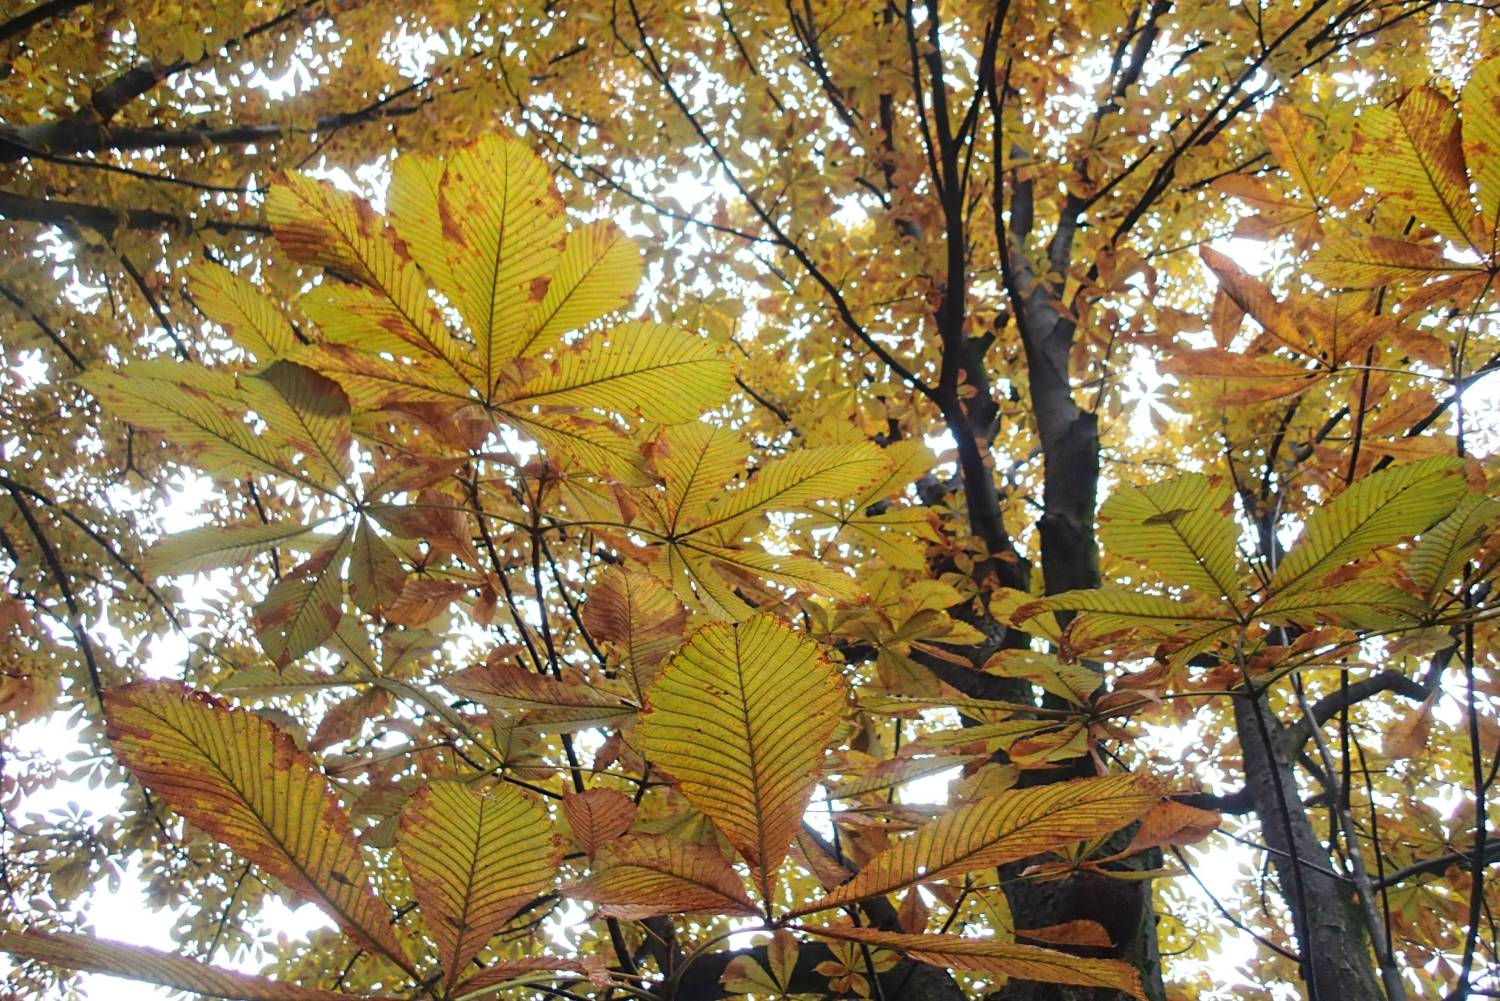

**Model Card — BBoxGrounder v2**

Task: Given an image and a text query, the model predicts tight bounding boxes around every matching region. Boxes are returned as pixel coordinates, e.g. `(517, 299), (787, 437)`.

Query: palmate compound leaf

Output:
(613, 424), (890, 618)
(396, 780), (558, 989)
(0, 930), (387, 1001)
(787, 774), (1160, 917)
(1097, 473), (1244, 603)
(560, 833), (758, 919)
(267, 134), (728, 473)
(800, 927), (1145, 1001)
(102, 682), (412, 972)
(636, 614), (847, 900)
(1268, 456), (1467, 597)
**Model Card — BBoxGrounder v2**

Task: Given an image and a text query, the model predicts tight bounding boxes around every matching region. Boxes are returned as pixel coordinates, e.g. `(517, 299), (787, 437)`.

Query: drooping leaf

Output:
(102, 682), (410, 969)
(561, 833), (757, 919)
(0, 930), (379, 1001)
(800, 927), (1145, 1000)
(144, 519), (320, 578)
(637, 614), (846, 897)
(396, 780), (558, 986)
(789, 775), (1159, 915)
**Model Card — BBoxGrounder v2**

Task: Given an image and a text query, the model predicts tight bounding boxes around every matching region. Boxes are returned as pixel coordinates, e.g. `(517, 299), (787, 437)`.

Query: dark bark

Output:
(0, 0), (89, 43)
(0, 190), (266, 236)
(1233, 692), (1385, 1001)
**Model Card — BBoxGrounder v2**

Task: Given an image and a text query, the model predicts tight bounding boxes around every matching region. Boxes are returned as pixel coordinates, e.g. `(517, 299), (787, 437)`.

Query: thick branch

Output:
(0, 190), (267, 236)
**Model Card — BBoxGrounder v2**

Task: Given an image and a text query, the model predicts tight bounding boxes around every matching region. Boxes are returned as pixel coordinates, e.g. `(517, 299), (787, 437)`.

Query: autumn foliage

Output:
(2, 4), (1499, 1001)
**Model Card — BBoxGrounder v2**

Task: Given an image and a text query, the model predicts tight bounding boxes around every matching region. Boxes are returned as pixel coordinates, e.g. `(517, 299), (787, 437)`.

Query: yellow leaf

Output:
(1356, 86), (1480, 249)
(519, 219), (643, 357)
(637, 614), (846, 898)
(508, 321), (730, 425)
(397, 780), (558, 988)
(1098, 473), (1244, 603)
(437, 134), (566, 392)
(1268, 456), (1466, 596)
(186, 263), (297, 364)
(788, 774), (1159, 916)
(103, 682), (411, 971)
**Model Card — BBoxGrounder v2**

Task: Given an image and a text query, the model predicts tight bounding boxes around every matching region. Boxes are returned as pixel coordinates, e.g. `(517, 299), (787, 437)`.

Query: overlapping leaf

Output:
(102, 682), (409, 969)
(636, 614), (846, 897)
(1098, 473), (1244, 602)
(396, 780), (557, 987)
(561, 833), (757, 918)
(0, 931), (379, 1001)
(789, 775), (1159, 915)
(1268, 456), (1466, 596)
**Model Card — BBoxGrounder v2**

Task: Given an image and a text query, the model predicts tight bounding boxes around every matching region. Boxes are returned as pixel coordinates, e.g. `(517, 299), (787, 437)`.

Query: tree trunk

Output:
(1234, 693), (1386, 1001)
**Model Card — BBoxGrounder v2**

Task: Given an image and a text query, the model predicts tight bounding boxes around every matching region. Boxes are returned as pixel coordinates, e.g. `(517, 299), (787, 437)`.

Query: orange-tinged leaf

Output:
(1310, 236), (1467, 289)
(561, 833), (757, 919)
(563, 787), (638, 856)
(251, 529), (348, 668)
(637, 614), (846, 897)
(0, 930), (380, 1001)
(442, 662), (636, 730)
(396, 780), (558, 986)
(580, 568), (687, 699)
(800, 927), (1145, 1000)
(1123, 801), (1220, 855)
(789, 774), (1159, 916)
(453, 955), (612, 994)
(102, 682), (410, 969)
(1016, 920), (1115, 949)
(1385, 690), (1438, 760)
(267, 173), (471, 381)
(1356, 86), (1479, 248)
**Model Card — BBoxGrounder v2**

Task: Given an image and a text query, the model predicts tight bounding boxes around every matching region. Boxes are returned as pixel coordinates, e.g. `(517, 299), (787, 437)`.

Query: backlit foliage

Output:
(1, 4), (1499, 1001)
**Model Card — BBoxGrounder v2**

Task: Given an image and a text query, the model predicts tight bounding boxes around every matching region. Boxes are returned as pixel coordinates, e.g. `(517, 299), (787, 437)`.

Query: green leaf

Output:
(1098, 473), (1244, 602)
(1407, 492), (1500, 603)
(1268, 457), (1467, 596)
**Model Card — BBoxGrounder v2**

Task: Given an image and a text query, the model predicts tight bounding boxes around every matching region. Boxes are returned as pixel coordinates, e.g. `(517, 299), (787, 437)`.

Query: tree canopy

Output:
(2, 2), (1499, 1000)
